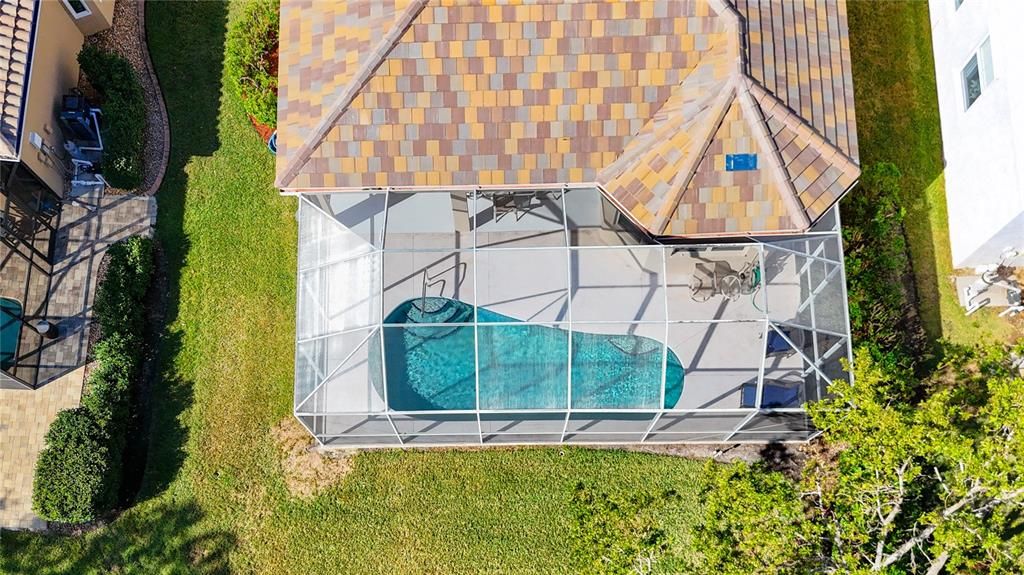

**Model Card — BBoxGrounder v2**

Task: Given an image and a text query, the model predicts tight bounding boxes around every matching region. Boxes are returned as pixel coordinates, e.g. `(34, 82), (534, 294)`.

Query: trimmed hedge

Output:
(32, 237), (154, 524)
(31, 408), (114, 525)
(78, 45), (145, 190)
(225, 0), (279, 128)
(93, 234), (154, 340)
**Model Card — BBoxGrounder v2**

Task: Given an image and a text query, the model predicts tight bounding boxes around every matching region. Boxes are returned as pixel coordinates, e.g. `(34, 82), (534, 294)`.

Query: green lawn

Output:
(0, 2), (705, 573)
(846, 0), (1019, 346)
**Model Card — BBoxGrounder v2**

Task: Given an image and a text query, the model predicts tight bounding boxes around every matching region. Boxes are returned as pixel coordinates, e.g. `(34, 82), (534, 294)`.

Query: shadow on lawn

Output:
(1, 497), (236, 574)
(128, 0), (227, 501)
(845, 0), (946, 351)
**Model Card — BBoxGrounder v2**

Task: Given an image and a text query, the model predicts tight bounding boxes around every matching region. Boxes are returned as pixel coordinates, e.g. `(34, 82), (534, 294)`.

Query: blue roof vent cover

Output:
(725, 153), (758, 171)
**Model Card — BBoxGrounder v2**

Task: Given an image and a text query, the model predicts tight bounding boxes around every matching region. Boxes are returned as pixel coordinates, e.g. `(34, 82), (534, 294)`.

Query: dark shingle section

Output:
(731, 0), (857, 160)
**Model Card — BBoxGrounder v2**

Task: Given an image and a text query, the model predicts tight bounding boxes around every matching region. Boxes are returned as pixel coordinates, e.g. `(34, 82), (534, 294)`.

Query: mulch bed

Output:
(246, 44), (278, 144)
(84, 0), (169, 197)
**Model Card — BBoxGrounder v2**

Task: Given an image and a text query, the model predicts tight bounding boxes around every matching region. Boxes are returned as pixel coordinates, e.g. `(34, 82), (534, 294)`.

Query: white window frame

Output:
(961, 36), (993, 111)
(61, 0), (92, 20)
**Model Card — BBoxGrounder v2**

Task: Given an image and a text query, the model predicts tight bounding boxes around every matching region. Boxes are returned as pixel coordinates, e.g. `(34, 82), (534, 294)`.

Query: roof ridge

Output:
(736, 80), (810, 229)
(650, 79), (739, 234)
(276, 0), (430, 189)
(747, 80), (860, 172)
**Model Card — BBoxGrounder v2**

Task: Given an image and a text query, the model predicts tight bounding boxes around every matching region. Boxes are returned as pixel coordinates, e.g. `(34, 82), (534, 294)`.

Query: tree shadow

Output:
(0, 497), (236, 574)
(758, 442), (803, 482)
(123, 0), (228, 501)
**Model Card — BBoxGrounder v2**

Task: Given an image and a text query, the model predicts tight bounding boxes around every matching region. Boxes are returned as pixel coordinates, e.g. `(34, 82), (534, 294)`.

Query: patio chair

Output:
(492, 191), (538, 222)
(740, 382), (802, 408)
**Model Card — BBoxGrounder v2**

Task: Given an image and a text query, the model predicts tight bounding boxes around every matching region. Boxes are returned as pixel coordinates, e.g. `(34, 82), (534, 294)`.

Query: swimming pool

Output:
(373, 297), (684, 411)
(1, 297), (23, 371)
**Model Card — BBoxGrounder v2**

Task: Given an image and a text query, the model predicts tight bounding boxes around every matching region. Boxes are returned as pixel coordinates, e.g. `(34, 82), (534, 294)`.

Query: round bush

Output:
(226, 0), (279, 128)
(32, 408), (113, 524)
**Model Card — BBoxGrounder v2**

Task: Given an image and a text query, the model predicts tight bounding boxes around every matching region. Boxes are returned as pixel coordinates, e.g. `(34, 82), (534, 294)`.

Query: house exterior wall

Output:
(17, 0), (89, 196)
(70, 0), (115, 37)
(929, 0), (1024, 268)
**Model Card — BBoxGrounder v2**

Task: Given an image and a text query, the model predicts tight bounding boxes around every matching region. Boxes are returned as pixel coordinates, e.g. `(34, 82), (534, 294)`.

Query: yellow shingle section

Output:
(600, 29), (737, 233)
(665, 97), (797, 235)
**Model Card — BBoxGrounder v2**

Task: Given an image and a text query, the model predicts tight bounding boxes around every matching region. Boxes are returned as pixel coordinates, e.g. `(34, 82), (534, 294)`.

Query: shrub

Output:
(225, 0), (279, 128)
(80, 333), (138, 427)
(32, 408), (114, 524)
(33, 237), (154, 524)
(93, 237), (154, 341)
(694, 462), (816, 575)
(840, 163), (923, 365)
(78, 44), (145, 190)
(570, 482), (683, 574)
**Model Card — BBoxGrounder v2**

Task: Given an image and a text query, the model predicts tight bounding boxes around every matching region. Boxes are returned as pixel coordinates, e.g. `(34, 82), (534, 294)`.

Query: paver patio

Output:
(0, 368), (84, 530)
(0, 192), (155, 529)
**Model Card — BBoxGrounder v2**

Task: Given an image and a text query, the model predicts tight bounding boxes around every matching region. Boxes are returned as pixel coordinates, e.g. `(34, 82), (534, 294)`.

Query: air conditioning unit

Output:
(58, 90), (102, 149)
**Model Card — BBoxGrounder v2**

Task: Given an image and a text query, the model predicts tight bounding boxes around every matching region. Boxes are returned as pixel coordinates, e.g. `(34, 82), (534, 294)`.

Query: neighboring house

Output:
(929, 0), (1024, 268)
(0, 0), (114, 389)
(276, 0), (859, 446)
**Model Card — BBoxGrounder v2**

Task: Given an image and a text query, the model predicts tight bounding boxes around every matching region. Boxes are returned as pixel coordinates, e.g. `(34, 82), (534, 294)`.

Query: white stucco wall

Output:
(929, 0), (1024, 268)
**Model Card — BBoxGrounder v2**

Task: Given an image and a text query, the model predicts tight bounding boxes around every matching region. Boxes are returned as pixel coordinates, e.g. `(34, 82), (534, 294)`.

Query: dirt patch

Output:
(624, 442), (772, 464)
(272, 417), (353, 498)
(86, 250), (111, 354)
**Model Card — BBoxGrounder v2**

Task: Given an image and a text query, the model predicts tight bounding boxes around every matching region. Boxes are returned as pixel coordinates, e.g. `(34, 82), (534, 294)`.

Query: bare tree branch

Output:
(878, 484), (986, 570)
(925, 550), (950, 575)
(873, 460), (911, 569)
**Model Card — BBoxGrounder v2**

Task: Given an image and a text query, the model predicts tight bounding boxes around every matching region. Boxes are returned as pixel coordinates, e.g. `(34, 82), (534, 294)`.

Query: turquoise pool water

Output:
(1, 297), (23, 371)
(372, 298), (684, 411)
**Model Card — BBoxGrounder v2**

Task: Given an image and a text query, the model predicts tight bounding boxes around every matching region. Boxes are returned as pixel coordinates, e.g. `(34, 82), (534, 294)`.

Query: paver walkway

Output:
(0, 193), (155, 530)
(0, 368), (84, 530)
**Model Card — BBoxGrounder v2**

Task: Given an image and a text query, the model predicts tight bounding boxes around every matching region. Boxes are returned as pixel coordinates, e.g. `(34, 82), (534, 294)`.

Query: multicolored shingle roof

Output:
(276, 0), (859, 237)
(0, 0), (36, 160)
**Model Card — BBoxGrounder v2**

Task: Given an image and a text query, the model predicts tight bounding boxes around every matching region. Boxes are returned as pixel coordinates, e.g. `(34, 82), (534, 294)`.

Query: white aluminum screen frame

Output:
(293, 189), (853, 447)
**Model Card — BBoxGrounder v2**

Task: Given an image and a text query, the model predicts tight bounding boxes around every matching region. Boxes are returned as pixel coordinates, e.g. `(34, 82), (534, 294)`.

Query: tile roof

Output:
(276, 0), (860, 237)
(0, 0), (36, 160)
(732, 0), (858, 160)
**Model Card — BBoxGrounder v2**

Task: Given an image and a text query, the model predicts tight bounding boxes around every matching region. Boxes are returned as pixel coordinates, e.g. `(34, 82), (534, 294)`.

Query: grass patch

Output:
(1, 2), (707, 572)
(846, 0), (1018, 345)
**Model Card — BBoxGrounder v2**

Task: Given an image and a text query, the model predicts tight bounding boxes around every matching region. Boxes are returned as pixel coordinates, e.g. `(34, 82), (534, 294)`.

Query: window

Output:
(61, 0), (91, 19)
(962, 37), (994, 110)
